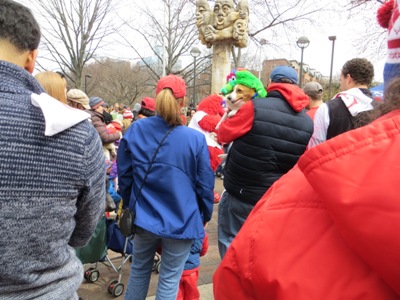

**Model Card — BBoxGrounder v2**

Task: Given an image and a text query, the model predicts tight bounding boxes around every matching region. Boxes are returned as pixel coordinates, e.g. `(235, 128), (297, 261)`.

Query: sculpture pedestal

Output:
(211, 44), (232, 94)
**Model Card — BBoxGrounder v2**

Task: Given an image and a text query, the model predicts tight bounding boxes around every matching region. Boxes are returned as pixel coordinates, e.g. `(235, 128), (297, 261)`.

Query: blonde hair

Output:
(35, 71), (67, 104)
(122, 118), (132, 131)
(155, 89), (183, 126)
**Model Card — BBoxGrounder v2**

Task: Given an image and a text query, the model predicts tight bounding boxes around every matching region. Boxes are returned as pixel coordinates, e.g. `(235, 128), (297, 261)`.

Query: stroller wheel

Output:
(152, 260), (157, 272)
(87, 270), (100, 283)
(155, 260), (161, 274)
(152, 255), (160, 271)
(84, 267), (93, 281)
(108, 280), (118, 294)
(109, 281), (124, 297)
(108, 280), (119, 294)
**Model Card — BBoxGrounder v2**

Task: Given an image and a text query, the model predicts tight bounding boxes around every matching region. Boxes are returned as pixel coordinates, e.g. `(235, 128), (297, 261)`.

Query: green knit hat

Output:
(220, 70), (267, 98)
(234, 70), (267, 98)
(220, 82), (235, 96)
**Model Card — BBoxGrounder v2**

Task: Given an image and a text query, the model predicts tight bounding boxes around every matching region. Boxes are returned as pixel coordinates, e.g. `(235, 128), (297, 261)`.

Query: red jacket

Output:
(213, 109), (400, 299)
(217, 83), (309, 144)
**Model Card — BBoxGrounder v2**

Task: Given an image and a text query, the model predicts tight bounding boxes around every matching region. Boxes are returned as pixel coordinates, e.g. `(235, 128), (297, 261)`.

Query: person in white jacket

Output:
(308, 58), (376, 148)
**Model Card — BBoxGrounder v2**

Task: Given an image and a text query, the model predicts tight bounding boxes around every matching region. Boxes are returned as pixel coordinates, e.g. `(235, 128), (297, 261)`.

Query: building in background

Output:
(258, 58), (323, 87)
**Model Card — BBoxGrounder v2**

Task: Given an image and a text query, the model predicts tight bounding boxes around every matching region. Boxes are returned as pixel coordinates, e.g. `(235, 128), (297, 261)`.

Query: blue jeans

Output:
(218, 191), (254, 259)
(125, 227), (193, 300)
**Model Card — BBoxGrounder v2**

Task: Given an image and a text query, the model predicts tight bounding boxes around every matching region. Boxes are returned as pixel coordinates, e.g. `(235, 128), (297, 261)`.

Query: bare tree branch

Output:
(31, 0), (117, 88)
(84, 58), (154, 105)
(118, 0), (203, 83)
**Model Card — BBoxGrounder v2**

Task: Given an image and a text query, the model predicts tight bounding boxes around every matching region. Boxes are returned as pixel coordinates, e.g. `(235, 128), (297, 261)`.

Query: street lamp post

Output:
(258, 38), (268, 80)
(296, 36), (310, 88)
(84, 74), (92, 94)
(328, 36), (337, 99)
(190, 46), (201, 107)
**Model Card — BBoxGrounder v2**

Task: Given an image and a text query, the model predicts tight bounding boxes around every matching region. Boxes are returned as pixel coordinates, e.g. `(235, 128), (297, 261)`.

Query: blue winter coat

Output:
(108, 177), (121, 208)
(184, 238), (204, 270)
(117, 116), (214, 240)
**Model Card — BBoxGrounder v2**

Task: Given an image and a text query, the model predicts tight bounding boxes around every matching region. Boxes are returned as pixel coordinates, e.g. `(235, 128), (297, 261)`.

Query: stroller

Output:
(75, 215), (107, 283)
(76, 203), (134, 297)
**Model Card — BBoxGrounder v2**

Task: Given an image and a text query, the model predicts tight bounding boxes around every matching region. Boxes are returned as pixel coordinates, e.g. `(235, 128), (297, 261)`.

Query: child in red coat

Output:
(177, 233), (209, 300)
(188, 95), (225, 203)
(188, 95), (225, 172)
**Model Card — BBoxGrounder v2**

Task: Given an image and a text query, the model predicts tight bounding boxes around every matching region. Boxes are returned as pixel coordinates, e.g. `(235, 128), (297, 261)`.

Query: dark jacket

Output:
(88, 110), (121, 144)
(223, 83), (313, 205)
(326, 88), (375, 139)
(103, 110), (113, 125)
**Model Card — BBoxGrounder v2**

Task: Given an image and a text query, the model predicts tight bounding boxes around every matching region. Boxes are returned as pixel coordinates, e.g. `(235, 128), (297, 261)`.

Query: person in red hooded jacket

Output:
(188, 94), (225, 172)
(213, 77), (400, 299)
(188, 94), (226, 204)
(216, 66), (313, 259)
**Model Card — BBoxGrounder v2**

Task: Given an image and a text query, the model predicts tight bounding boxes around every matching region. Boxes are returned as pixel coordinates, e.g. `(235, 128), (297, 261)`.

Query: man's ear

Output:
(24, 49), (38, 74)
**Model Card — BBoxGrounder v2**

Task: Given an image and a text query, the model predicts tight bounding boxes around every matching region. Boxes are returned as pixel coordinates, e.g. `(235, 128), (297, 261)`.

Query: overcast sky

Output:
(288, 16), (385, 82)
(27, 0), (386, 82)
(252, 1), (386, 82)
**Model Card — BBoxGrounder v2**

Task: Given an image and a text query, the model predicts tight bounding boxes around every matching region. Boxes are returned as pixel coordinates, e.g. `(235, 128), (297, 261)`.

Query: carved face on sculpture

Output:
(213, 0), (235, 30)
(232, 19), (248, 47)
(233, 19), (248, 41)
(196, 0), (211, 26)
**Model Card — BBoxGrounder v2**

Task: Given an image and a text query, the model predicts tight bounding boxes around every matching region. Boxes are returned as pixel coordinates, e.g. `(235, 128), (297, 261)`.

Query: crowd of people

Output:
(1, 0), (400, 300)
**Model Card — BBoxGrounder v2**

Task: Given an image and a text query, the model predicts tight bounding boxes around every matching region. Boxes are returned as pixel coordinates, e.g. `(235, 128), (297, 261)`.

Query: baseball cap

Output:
(156, 75), (186, 99)
(141, 97), (156, 111)
(66, 89), (90, 109)
(303, 82), (323, 97)
(270, 66), (299, 84)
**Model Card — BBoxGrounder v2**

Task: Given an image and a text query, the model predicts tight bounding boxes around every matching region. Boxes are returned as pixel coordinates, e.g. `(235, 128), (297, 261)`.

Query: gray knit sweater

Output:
(0, 60), (105, 299)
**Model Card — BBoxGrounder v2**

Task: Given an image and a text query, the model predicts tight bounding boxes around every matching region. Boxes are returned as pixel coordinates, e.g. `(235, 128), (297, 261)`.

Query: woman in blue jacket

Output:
(117, 74), (215, 300)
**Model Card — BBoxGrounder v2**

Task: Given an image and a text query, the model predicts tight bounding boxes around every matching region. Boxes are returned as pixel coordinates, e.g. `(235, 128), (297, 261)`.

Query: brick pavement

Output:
(77, 177), (223, 299)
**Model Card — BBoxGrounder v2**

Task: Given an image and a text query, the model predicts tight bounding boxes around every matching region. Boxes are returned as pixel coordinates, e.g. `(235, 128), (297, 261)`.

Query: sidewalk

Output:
(77, 177), (223, 299)
(145, 284), (213, 300)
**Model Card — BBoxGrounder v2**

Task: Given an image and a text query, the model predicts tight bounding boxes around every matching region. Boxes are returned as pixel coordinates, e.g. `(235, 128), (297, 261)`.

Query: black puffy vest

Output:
(326, 88), (375, 140)
(223, 93), (313, 205)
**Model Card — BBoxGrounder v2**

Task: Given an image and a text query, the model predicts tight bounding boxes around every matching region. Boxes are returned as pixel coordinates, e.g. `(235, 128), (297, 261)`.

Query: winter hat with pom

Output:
(377, 0), (400, 86)
(89, 97), (104, 109)
(123, 109), (133, 119)
(197, 94), (225, 116)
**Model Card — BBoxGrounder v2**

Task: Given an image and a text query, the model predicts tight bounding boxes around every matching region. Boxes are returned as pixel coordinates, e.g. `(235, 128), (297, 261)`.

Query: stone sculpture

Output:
(196, 0), (249, 48)
(195, 0), (250, 93)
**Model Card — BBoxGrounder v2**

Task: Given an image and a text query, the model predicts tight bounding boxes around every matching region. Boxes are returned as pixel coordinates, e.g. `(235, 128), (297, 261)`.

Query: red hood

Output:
(267, 83), (309, 112)
(298, 109), (400, 295)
